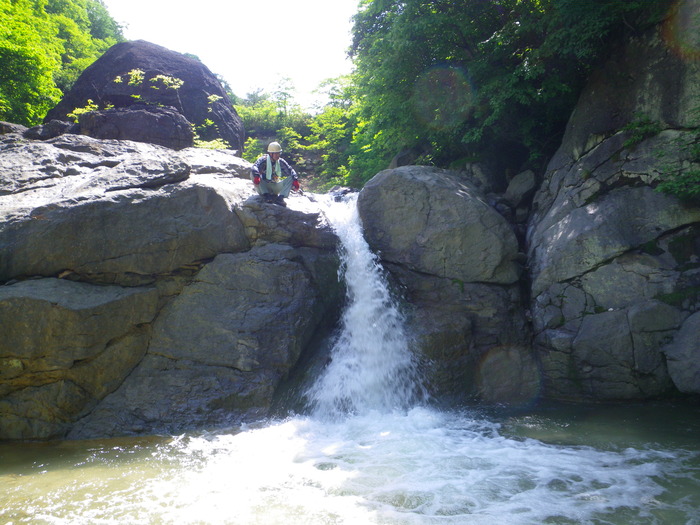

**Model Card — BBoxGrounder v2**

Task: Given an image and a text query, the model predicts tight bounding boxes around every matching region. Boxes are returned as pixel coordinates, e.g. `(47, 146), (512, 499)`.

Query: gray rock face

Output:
(528, 154), (699, 401)
(0, 279), (157, 440)
(0, 133), (340, 440)
(359, 166), (521, 285)
(663, 311), (700, 394)
(555, 21), (700, 164)
(68, 245), (342, 439)
(0, 134), (249, 284)
(527, 24), (700, 401)
(77, 105), (195, 150)
(358, 166), (535, 403)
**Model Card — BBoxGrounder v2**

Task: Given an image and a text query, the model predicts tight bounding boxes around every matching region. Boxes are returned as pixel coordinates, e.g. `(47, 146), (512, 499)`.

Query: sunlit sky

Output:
(100, 0), (359, 109)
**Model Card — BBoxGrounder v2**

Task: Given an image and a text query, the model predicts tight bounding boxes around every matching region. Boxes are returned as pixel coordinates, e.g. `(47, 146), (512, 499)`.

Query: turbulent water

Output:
(306, 194), (426, 418)
(1, 195), (699, 524)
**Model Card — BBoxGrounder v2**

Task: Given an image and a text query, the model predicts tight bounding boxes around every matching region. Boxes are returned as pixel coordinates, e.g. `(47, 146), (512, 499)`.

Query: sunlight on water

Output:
(1, 408), (698, 524)
(306, 194), (426, 418)
(1, 194), (698, 524)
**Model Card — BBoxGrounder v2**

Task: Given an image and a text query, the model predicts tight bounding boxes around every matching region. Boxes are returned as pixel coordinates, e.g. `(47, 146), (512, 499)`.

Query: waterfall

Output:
(306, 193), (426, 418)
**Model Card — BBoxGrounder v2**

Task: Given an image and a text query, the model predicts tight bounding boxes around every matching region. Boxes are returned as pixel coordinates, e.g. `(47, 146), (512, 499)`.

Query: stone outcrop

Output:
(526, 21), (700, 400)
(358, 166), (537, 404)
(554, 12), (699, 165)
(77, 105), (195, 150)
(44, 40), (245, 152)
(0, 122), (27, 135)
(68, 244), (340, 439)
(0, 132), (341, 440)
(359, 167), (521, 285)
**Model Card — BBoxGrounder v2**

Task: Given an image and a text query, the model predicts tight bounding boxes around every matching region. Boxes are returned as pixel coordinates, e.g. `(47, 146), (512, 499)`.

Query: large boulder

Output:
(358, 166), (521, 285)
(527, 21), (700, 401)
(68, 244), (342, 439)
(0, 134), (249, 284)
(358, 166), (536, 404)
(0, 133), (341, 440)
(0, 279), (158, 440)
(44, 40), (245, 152)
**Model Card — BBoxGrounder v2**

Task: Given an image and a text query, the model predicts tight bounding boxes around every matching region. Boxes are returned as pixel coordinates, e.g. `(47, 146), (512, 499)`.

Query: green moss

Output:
(667, 229), (699, 266)
(656, 286), (700, 307)
(639, 240), (665, 256)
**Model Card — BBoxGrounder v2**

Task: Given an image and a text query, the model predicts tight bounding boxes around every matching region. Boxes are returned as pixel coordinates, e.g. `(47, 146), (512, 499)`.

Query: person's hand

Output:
(292, 179), (300, 191)
(253, 175), (260, 185)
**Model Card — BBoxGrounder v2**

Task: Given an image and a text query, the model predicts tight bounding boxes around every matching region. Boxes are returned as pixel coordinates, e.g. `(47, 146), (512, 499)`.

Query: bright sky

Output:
(100, 0), (359, 109)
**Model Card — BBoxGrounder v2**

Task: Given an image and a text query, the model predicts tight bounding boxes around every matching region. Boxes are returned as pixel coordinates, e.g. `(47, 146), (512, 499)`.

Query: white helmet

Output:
(267, 142), (282, 153)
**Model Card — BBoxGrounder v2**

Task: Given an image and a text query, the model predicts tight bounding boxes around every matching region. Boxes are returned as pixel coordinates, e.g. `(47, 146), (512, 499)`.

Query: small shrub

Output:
(657, 168), (700, 204)
(622, 113), (662, 148)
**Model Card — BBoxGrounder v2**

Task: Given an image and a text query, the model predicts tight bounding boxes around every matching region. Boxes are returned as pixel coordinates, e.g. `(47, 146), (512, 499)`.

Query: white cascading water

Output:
(306, 193), (426, 418)
(1, 194), (697, 525)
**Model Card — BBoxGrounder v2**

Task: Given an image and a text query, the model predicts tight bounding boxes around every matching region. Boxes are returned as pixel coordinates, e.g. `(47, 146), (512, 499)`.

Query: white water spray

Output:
(306, 193), (426, 418)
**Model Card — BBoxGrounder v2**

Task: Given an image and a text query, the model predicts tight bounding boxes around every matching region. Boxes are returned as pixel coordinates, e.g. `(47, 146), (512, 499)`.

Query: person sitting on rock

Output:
(250, 141), (300, 207)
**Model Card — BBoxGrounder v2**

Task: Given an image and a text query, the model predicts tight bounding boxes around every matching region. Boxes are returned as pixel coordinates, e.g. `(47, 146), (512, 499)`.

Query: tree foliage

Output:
(0, 0), (123, 126)
(345, 0), (673, 185)
(234, 80), (310, 138)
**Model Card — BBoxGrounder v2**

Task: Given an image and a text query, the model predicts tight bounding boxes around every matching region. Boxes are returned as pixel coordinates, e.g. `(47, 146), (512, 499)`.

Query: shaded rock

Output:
(526, 21), (700, 401)
(663, 311), (700, 394)
(553, 20), (700, 164)
(0, 121), (28, 135)
(22, 120), (76, 140)
(69, 244), (342, 438)
(527, 130), (700, 402)
(531, 183), (700, 297)
(476, 345), (541, 405)
(357, 166), (531, 402)
(0, 278), (158, 440)
(504, 169), (536, 209)
(386, 263), (533, 401)
(44, 40), (245, 152)
(78, 105), (194, 150)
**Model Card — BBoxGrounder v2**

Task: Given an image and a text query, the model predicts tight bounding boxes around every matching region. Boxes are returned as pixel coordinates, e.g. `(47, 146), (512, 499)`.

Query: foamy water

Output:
(306, 194), (426, 418)
(2, 408), (698, 524)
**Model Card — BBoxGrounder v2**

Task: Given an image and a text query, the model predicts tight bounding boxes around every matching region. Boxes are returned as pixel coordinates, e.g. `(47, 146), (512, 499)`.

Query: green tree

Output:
(46, 0), (122, 91)
(0, 0), (123, 126)
(235, 80), (310, 137)
(306, 105), (356, 188)
(0, 0), (62, 125)
(347, 0), (673, 185)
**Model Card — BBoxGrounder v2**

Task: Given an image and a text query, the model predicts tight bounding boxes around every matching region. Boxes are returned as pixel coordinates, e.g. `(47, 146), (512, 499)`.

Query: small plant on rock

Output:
(622, 113), (663, 148)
